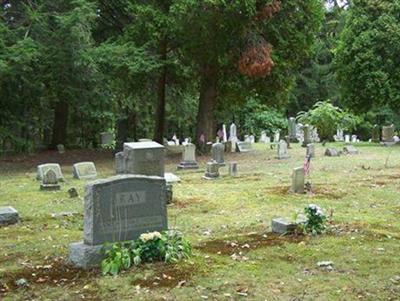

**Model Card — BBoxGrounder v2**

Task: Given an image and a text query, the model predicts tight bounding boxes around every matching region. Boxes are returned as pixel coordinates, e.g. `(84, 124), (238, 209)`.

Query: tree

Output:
(335, 0), (400, 113)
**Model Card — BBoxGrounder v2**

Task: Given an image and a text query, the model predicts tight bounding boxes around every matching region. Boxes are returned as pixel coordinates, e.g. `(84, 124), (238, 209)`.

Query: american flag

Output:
(303, 155), (311, 176)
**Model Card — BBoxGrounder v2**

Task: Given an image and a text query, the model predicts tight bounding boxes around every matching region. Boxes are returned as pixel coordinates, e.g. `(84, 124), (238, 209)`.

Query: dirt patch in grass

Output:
(131, 262), (198, 289)
(172, 197), (204, 209)
(265, 185), (347, 199)
(0, 257), (98, 297)
(196, 232), (305, 256)
(265, 186), (290, 195)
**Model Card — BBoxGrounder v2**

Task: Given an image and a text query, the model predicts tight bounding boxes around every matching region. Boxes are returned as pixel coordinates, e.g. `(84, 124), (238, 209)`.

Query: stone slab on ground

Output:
(68, 242), (104, 269)
(0, 206), (19, 226)
(271, 218), (298, 234)
(343, 145), (359, 155)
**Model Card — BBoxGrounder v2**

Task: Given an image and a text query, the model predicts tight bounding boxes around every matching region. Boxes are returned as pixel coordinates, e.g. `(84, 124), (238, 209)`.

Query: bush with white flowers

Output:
(101, 231), (191, 276)
(303, 204), (326, 235)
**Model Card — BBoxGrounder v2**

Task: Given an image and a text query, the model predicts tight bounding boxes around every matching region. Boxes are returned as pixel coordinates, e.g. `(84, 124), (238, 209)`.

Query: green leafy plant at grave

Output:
(101, 231), (192, 276)
(302, 204), (327, 235)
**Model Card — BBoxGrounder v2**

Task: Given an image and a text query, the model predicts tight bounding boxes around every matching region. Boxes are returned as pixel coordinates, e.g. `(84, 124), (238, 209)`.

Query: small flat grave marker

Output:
(0, 206), (19, 226)
(73, 162), (97, 180)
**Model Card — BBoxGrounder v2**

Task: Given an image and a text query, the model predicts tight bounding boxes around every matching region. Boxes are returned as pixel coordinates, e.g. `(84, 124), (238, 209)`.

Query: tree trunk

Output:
(51, 100), (69, 147)
(153, 37), (167, 144)
(195, 63), (219, 144)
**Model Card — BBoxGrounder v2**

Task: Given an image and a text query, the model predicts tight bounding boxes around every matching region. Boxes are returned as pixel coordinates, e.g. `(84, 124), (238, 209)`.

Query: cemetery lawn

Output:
(1, 143), (400, 301)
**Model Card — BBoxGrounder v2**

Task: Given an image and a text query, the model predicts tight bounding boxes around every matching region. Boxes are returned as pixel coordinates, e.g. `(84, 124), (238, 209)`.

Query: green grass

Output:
(1, 142), (400, 300)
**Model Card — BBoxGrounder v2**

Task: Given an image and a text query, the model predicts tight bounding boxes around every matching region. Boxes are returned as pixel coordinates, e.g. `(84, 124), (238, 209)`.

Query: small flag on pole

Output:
(304, 154), (311, 176)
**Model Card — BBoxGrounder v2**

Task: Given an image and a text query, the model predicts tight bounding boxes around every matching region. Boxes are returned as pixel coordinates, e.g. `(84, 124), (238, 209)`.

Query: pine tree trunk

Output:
(153, 37), (167, 144)
(195, 63), (219, 144)
(51, 100), (69, 147)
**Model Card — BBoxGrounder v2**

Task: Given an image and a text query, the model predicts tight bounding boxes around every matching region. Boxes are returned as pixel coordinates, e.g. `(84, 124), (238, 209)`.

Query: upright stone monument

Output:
(259, 131), (267, 143)
(73, 162), (97, 180)
(69, 175), (167, 268)
(301, 125), (312, 147)
(273, 130), (280, 143)
(40, 170), (61, 191)
(276, 140), (290, 159)
(37, 163), (64, 181)
(222, 124), (228, 143)
(371, 125), (380, 143)
(229, 123), (238, 153)
(57, 144), (65, 154)
(229, 162), (238, 177)
(100, 132), (114, 145)
(345, 134), (350, 144)
(306, 143), (315, 158)
(177, 143), (199, 170)
(288, 117), (298, 142)
(382, 125), (395, 142)
(211, 142), (225, 166)
(121, 141), (165, 177)
(115, 152), (126, 174)
(291, 167), (305, 194)
(203, 161), (220, 180)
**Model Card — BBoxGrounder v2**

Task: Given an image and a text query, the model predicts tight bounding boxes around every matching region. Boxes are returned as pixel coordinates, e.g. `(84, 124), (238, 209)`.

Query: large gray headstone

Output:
(37, 163), (64, 181)
(177, 143), (199, 169)
(69, 175), (167, 268)
(0, 206), (19, 226)
(73, 162), (97, 180)
(122, 141), (165, 177)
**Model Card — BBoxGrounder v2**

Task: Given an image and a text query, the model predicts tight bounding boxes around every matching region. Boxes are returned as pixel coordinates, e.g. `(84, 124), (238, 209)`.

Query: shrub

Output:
(101, 231), (192, 276)
(302, 204), (326, 235)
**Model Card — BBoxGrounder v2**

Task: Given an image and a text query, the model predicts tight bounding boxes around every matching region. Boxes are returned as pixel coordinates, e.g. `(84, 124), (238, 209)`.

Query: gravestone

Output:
(301, 125), (312, 147)
(73, 162), (97, 180)
(0, 206), (19, 226)
(229, 123), (238, 153)
(351, 135), (357, 143)
(115, 152), (126, 174)
(69, 175), (167, 268)
(273, 130), (280, 143)
(57, 144), (65, 154)
(225, 141), (232, 153)
(306, 143), (315, 158)
(271, 218), (297, 234)
(288, 117), (298, 142)
(343, 145), (359, 155)
(276, 140), (290, 160)
(291, 167), (305, 194)
(37, 163), (64, 181)
(100, 132), (114, 145)
(249, 135), (255, 144)
(325, 148), (340, 157)
(382, 125), (395, 142)
(259, 131), (267, 143)
(211, 142), (225, 166)
(335, 129), (344, 142)
(372, 125), (380, 143)
(229, 162), (238, 177)
(40, 170), (61, 191)
(122, 141), (165, 177)
(222, 124), (228, 143)
(177, 143), (199, 169)
(203, 161), (220, 180)
(237, 141), (253, 153)
(344, 134), (350, 144)
(164, 173), (181, 184)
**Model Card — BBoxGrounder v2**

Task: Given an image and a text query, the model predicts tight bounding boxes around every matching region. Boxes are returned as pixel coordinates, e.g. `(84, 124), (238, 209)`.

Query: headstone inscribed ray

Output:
(37, 163), (64, 181)
(69, 175), (167, 268)
(73, 162), (97, 179)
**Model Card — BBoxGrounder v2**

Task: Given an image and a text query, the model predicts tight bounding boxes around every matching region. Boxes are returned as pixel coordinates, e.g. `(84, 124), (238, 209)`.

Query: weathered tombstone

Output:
(73, 162), (97, 180)
(237, 141), (253, 153)
(249, 135), (255, 144)
(301, 125), (312, 147)
(291, 167), (305, 194)
(68, 175), (168, 268)
(271, 218), (297, 234)
(0, 206), (19, 226)
(273, 130), (280, 143)
(115, 152), (126, 174)
(57, 144), (65, 154)
(100, 132), (114, 145)
(203, 161), (220, 180)
(40, 170), (61, 191)
(244, 135), (251, 143)
(343, 145), (359, 155)
(382, 125), (395, 142)
(288, 117), (298, 142)
(222, 124), (228, 143)
(285, 135), (291, 149)
(265, 136), (271, 144)
(122, 141), (165, 177)
(229, 123), (238, 153)
(211, 142), (225, 166)
(37, 163), (64, 181)
(325, 148), (340, 157)
(68, 187), (79, 198)
(306, 143), (315, 158)
(229, 162), (238, 177)
(276, 140), (290, 160)
(372, 124), (380, 143)
(225, 141), (232, 153)
(164, 173), (181, 184)
(351, 135), (357, 143)
(335, 129), (344, 142)
(344, 134), (350, 144)
(259, 131), (267, 143)
(177, 143), (199, 169)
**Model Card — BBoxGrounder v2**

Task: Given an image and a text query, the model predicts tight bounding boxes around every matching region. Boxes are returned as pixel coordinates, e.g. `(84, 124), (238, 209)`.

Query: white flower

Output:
(139, 231), (162, 242)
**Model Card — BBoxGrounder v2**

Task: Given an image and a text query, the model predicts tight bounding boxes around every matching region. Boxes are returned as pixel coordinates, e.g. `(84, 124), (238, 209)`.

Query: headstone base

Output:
(203, 174), (219, 180)
(177, 161), (199, 170)
(380, 142), (397, 147)
(68, 242), (104, 269)
(276, 155), (290, 160)
(40, 184), (61, 191)
(0, 206), (19, 226)
(271, 218), (298, 234)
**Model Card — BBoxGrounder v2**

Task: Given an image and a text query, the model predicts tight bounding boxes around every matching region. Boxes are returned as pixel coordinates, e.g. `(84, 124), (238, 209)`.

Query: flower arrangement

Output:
(303, 204), (327, 235)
